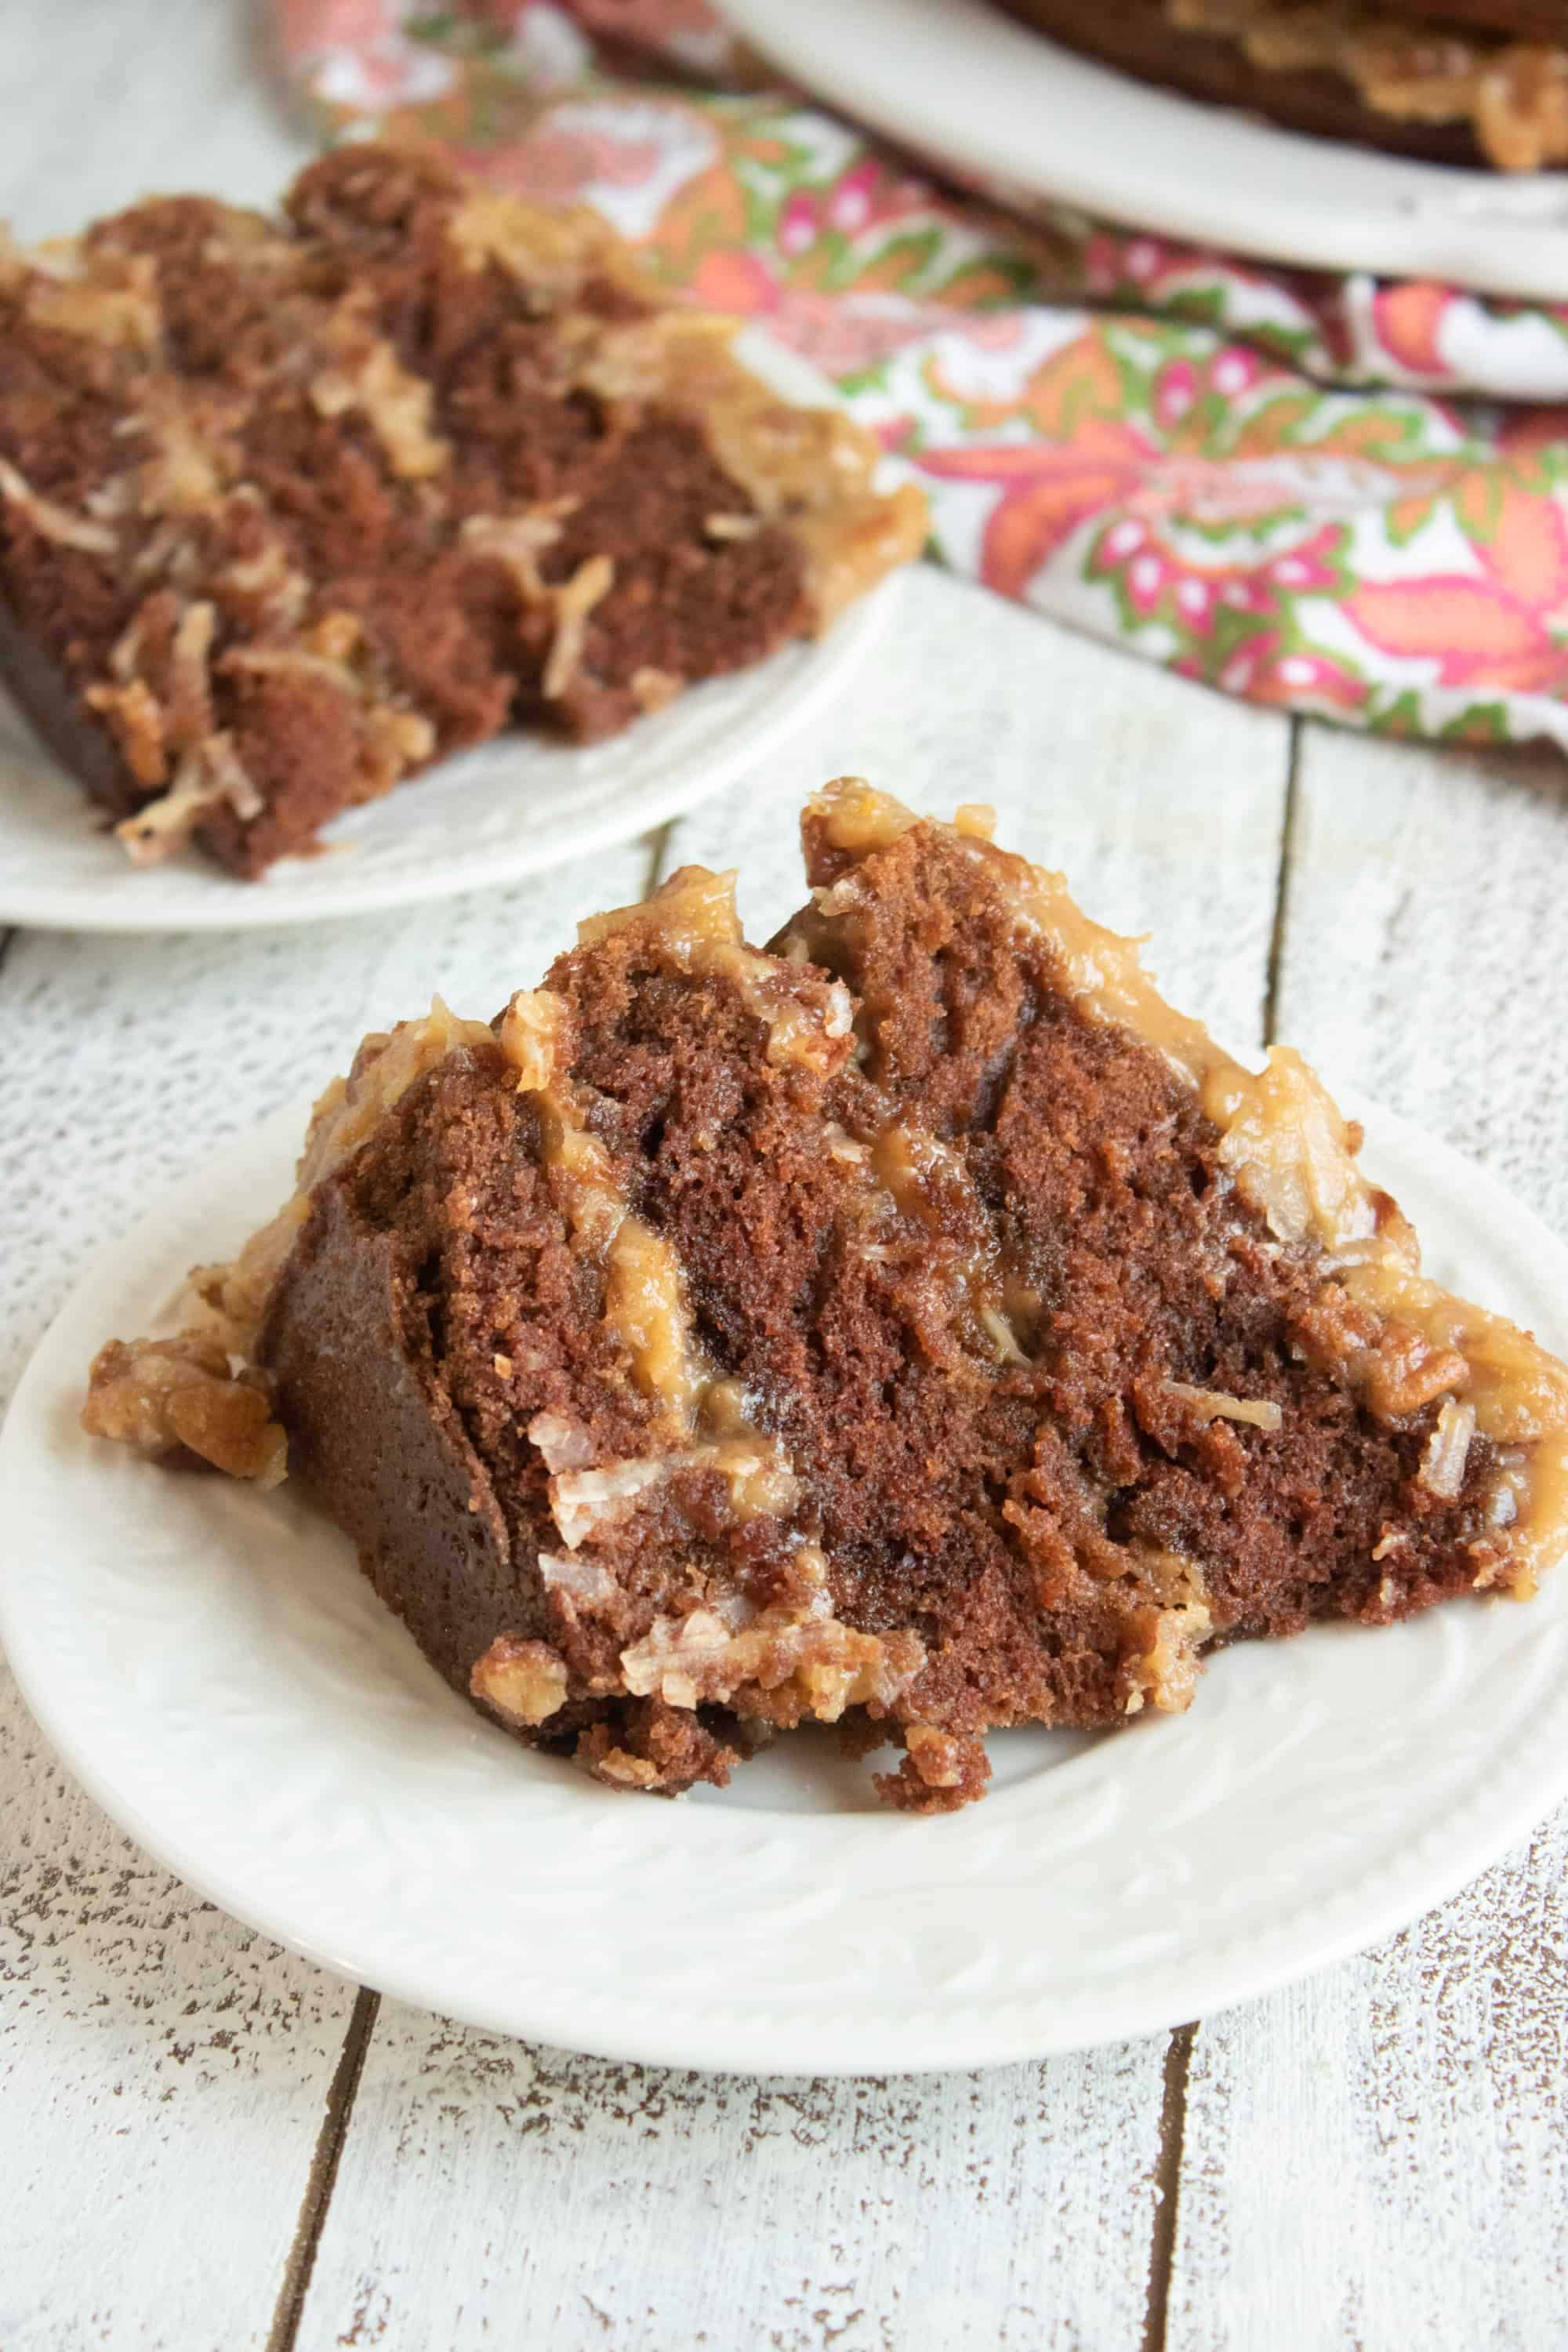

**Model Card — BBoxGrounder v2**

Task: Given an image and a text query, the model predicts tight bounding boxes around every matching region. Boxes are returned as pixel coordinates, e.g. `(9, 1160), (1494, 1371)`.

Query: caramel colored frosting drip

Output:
(856, 1121), (1032, 1368)
(531, 304), (929, 631)
(517, 1060), (706, 1429)
(81, 1334), (286, 1487)
(211, 998), (495, 1357)
(495, 971), (920, 1734)
(499, 969), (809, 1544)
(1170, 0), (1568, 169)
(1117, 1549), (1214, 1715)
(447, 191), (650, 304)
(449, 235), (928, 621)
(78, 998), (495, 1483)
(811, 777), (1568, 1597)
(578, 863), (856, 1075)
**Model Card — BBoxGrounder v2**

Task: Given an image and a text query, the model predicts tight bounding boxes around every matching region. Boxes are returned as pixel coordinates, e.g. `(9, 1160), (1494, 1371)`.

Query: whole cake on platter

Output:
(0, 145), (925, 880)
(83, 781), (1568, 1809)
(989, 0), (1568, 169)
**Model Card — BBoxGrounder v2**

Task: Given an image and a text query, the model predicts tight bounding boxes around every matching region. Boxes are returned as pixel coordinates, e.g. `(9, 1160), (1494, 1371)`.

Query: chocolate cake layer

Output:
(0, 147), (926, 878)
(83, 783), (1568, 1809)
(1373, 0), (1567, 40)
(82, 781), (1568, 1806)
(990, 0), (1568, 169)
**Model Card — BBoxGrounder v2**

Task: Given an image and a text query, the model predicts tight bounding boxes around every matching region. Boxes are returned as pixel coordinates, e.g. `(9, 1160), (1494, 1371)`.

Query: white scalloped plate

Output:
(3, 1091), (1568, 2073)
(0, 332), (903, 934)
(718, 0), (1568, 302)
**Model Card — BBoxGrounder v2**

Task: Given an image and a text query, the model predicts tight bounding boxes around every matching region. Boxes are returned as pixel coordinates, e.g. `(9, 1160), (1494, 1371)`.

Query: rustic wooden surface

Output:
(3, 12), (1567, 2347)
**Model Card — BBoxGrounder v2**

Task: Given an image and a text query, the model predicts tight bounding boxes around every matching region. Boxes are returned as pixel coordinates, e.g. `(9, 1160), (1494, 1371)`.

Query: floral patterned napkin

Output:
(278, 0), (1568, 753)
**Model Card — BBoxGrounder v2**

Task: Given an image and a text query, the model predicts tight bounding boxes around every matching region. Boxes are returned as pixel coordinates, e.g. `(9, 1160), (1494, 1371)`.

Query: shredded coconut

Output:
(0, 459), (117, 553)
(1419, 1396), (1478, 1501)
(1162, 1379), (1283, 1432)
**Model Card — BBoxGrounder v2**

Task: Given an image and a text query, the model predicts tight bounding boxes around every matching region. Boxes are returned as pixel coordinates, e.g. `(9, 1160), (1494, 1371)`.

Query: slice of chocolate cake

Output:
(0, 146), (925, 879)
(83, 782), (1568, 1809)
(990, 0), (1568, 171)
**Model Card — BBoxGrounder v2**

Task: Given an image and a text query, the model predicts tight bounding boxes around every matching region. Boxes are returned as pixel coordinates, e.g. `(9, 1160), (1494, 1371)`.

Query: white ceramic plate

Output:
(3, 1092), (1566, 2074)
(718, 0), (1568, 302)
(0, 332), (900, 934)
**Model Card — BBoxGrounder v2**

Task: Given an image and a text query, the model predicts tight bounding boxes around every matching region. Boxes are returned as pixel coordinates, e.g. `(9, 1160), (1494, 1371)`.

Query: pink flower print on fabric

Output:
(282, 0), (459, 110)
(273, 0), (1568, 758)
(1347, 479), (1568, 696)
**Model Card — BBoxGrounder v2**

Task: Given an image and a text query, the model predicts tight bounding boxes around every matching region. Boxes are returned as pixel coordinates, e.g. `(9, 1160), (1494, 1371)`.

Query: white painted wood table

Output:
(3, 11), (1567, 2347)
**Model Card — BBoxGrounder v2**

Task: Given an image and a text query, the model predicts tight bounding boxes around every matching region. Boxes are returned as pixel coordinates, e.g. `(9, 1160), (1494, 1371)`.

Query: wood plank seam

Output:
(265, 1986), (382, 2352)
(1135, 721), (1301, 2345)
(1261, 717), (1305, 1051)
(260, 821), (666, 2345)
(1142, 728), (1294, 2347)
(1142, 2021), (1198, 2352)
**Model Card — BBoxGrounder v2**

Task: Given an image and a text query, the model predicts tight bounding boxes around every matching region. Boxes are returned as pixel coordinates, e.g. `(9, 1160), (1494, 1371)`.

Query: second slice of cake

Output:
(0, 146), (925, 878)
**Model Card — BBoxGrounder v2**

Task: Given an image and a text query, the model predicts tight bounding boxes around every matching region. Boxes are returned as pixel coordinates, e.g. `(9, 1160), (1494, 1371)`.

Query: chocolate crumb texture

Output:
(0, 146), (926, 878)
(82, 781), (1568, 1807)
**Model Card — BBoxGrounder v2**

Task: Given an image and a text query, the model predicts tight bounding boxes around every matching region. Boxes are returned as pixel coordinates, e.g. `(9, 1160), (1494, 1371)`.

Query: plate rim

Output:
(3, 1090), (1568, 2074)
(717, 0), (1568, 303)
